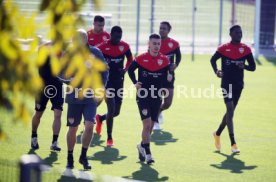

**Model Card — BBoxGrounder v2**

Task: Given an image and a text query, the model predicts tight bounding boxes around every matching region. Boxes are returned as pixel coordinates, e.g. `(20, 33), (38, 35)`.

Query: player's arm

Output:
(244, 53), (256, 71)
(128, 61), (142, 89)
(210, 51), (223, 78)
(123, 49), (133, 72)
(175, 47), (181, 67)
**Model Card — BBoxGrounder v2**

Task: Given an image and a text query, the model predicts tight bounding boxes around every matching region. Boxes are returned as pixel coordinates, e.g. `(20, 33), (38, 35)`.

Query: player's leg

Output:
(31, 92), (48, 150)
(50, 83), (64, 151)
(160, 88), (174, 112)
(79, 103), (96, 170)
(50, 109), (62, 151)
(66, 104), (82, 169)
(105, 97), (116, 146)
(230, 87), (243, 153)
(213, 114), (226, 150)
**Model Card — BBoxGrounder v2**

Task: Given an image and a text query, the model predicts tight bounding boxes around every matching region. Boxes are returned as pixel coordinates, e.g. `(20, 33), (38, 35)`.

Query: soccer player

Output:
(65, 29), (108, 170)
(128, 34), (172, 164)
(87, 15), (110, 46)
(31, 41), (64, 151)
(95, 26), (133, 147)
(154, 21), (181, 130)
(210, 25), (256, 153)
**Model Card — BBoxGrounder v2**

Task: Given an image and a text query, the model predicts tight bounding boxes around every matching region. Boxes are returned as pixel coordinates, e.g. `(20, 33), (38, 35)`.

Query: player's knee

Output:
(84, 121), (94, 131)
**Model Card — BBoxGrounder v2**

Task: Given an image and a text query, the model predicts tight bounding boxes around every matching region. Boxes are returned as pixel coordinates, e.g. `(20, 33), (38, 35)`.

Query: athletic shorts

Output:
(106, 79), (124, 104)
(163, 72), (175, 89)
(136, 97), (162, 121)
(222, 84), (243, 106)
(35, 81), (64, 112)
(67, 103), (97, 127)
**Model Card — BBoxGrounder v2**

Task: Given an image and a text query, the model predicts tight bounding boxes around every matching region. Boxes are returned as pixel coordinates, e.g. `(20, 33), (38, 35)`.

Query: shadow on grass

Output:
(88, 147), (126, 164)
(210, 151), (257, 173)
(57, 169), (92, 182)
(151, 130), (178, 146)
(43, 151), (59, 167)
(76, 133), (105, 147)
(123, 162), (169, 181)
(27, 148), (37, 155)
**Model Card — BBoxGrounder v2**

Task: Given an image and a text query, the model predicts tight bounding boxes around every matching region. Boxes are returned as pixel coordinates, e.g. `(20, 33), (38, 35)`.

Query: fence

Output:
(13, 0), (276, 58)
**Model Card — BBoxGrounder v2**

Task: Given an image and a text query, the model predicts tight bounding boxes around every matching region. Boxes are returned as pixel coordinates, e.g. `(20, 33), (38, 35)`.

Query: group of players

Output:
(30, 15), (255, 170)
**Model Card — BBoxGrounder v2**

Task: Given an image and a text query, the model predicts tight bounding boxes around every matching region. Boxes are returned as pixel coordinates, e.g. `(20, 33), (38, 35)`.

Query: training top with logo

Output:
(87, 29), (110, 46)
(128, 52), (170, 99)
(159, 37), (181, 65)
(97, 40), (133, 85)
(211, 42), (256, 89)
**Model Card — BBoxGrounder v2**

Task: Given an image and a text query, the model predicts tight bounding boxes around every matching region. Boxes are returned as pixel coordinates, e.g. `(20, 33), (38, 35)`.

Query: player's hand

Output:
(170, 63), (177, 71)
(237, 62), (245, 69)
(167, 71), (173, 82)
(135, 82), (142, 90)
(216, 70), (223, 78)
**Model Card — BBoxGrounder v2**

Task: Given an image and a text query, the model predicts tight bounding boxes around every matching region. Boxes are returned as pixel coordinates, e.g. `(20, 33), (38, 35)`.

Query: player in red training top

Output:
(154, 21), (182, 130)
(211, 25), (256, 153)
(87, 15), (110, 46)
(96, 26), (133, 147)
(128, 34), (172, 164)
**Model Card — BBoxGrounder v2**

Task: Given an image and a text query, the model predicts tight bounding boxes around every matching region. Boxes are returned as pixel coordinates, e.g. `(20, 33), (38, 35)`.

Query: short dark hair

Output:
(160, 21), (172, 31)
(230, 25), (241, 33)
(111, 26), (122, 34)
(94, 15), (105, 23)
(149, 33), (161, 40)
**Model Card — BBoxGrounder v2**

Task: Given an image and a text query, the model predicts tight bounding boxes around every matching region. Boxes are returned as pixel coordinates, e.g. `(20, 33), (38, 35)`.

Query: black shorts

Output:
(106, 79), (124, 104)
(163, 72), (175, 89)
(67, 103), (97, 127)
(35, 81), (64, 112)
(136, 97), (162, 121)
(222, 84), (243, 106)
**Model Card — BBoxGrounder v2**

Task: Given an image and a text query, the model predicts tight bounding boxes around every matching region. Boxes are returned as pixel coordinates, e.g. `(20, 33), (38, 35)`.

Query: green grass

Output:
(1, 55), (276, 182)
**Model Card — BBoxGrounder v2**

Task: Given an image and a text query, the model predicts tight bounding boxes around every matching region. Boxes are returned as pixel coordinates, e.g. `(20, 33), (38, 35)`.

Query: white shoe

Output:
(50, 141), (61, 151)
(31, 137), (39, 150)
(146, 154), (155, 164)
(153, 122), (161, 130)
(158, 112), (164, 124)
(231, 144), (240, 153)
(137, 144), (145, 162)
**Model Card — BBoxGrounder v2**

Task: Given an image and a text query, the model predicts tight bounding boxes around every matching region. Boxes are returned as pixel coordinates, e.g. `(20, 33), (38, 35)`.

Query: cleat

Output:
(95, 114), (103, 134)
(31, 137), (39, 150)
(137, 144), (146, 162)
(146, 154), (155, 165)
(231, 144), (240, 153)
(66, 158), (74, 169)
(106, 139), (114, 147)
(153, 122), (161, 130)
(213, 132), (221, 151)
(79, 156), (92, 170)
(50, 141), (61, 151)
(158, 112), (164, 124)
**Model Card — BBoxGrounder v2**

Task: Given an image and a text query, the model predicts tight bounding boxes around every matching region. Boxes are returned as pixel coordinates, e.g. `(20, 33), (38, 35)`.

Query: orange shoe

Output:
(106, 139), (114, 147)
(231, 144), (240, 153)
(95, 114), (103, 134)
(213, 132), (221, 151)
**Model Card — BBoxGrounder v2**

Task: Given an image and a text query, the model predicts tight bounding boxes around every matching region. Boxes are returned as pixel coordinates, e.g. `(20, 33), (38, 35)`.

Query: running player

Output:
(95, 26), (133, 147)
(211, 25), (256, 153)
(31, 41), (63, 151)
(87, 15), (110, 46)
(65, 29), (108, 170)
(154, 21), (181, 130)
(128, 34), (172, 164)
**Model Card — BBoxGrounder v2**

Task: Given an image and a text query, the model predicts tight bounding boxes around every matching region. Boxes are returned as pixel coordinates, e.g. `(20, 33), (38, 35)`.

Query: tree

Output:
(0, 0), (105, 140)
